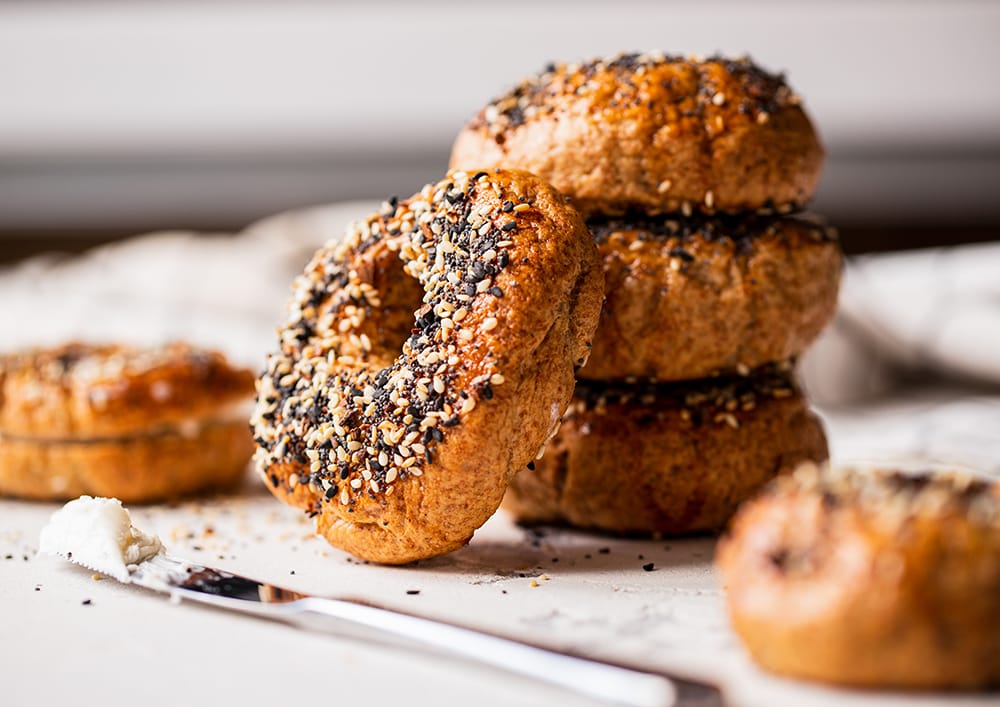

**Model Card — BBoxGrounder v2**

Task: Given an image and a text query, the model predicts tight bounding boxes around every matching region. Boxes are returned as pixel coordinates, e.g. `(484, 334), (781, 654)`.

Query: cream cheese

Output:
(39, 496), (163, 582)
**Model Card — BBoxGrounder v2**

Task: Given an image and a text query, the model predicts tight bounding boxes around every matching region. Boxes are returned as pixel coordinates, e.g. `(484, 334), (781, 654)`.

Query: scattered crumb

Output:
(91, 574), (103, 581)
(598, 548), (610, 555)
(406, 590), (420, 595)
(529, 580), (539, 588)
(642, 563), (655, 572)
(82, 599), (92, 606)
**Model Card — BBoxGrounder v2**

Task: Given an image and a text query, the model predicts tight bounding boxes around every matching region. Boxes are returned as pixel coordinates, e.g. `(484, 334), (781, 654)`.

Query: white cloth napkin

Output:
(0, 202), (373, 369)
(801, 240), (1000, 405)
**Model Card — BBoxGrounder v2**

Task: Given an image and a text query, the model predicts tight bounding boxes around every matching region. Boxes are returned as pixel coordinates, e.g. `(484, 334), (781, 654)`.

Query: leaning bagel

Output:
(251, 169), (604, 564)
(503, 364), (827, 534)
(0, 342), (255, 502)
(717, 464), (1000, 689)
(580, 213), (841, 382)
(450, 53), (823, 217)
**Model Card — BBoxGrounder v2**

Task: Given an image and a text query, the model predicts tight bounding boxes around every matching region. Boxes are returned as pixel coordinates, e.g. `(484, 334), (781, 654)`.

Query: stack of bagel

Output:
(450, 52), (843, 535)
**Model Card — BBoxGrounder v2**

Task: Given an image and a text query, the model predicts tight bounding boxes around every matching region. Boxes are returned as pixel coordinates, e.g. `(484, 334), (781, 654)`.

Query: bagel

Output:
(251, 169), (604, 564)
(503, 364), (827, 534)
(579, 213), (841, 382)
(717, 464), (1000, 689)
(0, 342), (255, 501)
(450, 53), (823, 217)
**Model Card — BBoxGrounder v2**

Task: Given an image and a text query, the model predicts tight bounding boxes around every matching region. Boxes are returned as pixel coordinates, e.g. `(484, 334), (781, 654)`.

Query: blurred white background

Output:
(1, 0), (998, 254)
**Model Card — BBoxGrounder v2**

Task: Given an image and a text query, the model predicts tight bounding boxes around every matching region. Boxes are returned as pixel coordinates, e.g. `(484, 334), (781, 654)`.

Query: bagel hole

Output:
(361, 255), (425, 367)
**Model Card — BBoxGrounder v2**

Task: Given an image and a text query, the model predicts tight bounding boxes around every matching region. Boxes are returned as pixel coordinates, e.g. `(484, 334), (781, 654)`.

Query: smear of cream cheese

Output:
(39, 496), (163, 582)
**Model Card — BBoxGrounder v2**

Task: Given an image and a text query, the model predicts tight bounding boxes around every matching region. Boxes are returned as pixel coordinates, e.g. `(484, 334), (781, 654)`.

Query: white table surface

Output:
(2, 204), (999, 707)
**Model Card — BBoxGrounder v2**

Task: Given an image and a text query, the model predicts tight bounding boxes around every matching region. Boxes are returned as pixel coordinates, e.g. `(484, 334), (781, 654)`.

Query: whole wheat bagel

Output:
(717, 464), (1000, 689)
(503, 364), (828, 534)
(450, 53), (823, 217)
(0, 342), (254, 501)
(251, 169), (604, 564)
(580, 213), (841, 382)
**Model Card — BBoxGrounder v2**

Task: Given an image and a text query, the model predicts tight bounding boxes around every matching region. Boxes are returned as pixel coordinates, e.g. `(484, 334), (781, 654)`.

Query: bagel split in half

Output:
(0, 342), (255, 502)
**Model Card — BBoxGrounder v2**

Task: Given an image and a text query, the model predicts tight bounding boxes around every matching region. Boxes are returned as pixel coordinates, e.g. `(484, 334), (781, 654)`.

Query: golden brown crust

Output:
(450, 53), (823, 217)
(503, 366), (828, 534)
(0, 342), (255, 502)
(580, 213), (842, 382)
(0, 420), (252, 503)
(0, 342), (255, 439)
(252, 169), (604, 564)
(716, 465), (1000, 689)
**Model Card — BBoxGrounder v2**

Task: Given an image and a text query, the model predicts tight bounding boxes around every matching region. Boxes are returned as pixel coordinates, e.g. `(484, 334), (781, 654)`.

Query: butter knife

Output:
(52, 551), (722, 707)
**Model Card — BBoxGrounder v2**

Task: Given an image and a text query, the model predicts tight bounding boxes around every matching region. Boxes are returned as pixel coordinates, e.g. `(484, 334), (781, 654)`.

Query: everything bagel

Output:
(503, 364), (828, 534)
(0, 342), (255, 501)
(717, 465), (1000, 688)
(580, 213), (841, 382)
(450, 53), (823, 217)
(251, 169), (604, 564)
